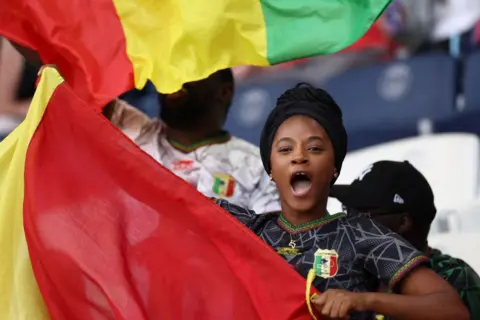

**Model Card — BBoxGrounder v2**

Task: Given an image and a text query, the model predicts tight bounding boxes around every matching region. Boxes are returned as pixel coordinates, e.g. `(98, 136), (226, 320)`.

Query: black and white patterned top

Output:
(215, 199), (429, 320)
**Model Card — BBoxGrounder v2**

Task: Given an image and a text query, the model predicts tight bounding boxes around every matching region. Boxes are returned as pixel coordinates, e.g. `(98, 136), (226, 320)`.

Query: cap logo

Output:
(393, 194), (404, 204)
(356, 164), (373, 182)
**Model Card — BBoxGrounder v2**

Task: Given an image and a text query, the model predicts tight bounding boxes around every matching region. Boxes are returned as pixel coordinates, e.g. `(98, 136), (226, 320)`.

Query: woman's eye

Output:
(308, 146), (323, 152)
(278, 146), (291, 153)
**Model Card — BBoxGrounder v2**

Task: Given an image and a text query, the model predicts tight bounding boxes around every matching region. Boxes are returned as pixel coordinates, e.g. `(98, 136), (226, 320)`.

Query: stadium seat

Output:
(327, 133), (480, 214)
(434, 109), (480, 136)
(346, 124), (418, 151)
(322, 53), (457, 149)
(225, 79), (299, 146)
(464, 51), (480, 110)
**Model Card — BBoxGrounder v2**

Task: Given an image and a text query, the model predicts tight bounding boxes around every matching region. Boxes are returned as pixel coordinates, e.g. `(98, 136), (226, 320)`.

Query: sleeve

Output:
(440, 260), (480, 319)
(248, 172), (281, 214)
(110, 99), (158, 141)
(213, 198), (259, 230)
(462, 284), (480, 319)
(353, 217), (429, 292)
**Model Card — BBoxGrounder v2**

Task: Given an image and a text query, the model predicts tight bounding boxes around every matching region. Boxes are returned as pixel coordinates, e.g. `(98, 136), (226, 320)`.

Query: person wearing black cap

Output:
(330, 160), (480, 319)
(214, 83), (468, 320)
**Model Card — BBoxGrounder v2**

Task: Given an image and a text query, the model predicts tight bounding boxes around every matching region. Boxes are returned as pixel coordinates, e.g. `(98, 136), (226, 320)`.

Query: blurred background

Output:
(2, 0), (480, 270)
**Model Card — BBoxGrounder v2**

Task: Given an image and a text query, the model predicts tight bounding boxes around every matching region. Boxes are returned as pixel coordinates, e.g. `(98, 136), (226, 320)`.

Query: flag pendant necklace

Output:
(277, 233), (301, 256)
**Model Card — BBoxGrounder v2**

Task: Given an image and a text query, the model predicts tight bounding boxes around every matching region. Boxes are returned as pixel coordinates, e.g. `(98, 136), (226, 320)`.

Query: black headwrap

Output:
(259, 83), (348, 184)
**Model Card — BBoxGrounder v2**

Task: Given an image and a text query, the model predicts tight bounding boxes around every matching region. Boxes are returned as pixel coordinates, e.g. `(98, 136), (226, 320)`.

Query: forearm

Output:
(362, 291), (469, 320)
(0, 101), (29, 118)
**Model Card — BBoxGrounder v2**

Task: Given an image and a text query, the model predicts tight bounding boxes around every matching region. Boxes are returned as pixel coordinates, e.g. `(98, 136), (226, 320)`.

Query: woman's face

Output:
(270, 115), (336, 214)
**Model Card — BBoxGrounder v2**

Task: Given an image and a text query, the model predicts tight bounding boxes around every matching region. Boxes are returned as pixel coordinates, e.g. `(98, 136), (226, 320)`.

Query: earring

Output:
(333, 172), (338, 178)
(269, 174), (274, 181)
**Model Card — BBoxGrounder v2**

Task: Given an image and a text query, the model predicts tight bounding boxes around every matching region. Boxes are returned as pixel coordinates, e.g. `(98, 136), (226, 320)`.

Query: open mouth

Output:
(290, 172), (312, 197)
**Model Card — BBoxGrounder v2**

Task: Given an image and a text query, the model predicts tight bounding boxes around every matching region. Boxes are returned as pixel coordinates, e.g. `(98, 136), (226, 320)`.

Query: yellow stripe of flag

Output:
(114, 0), (269, 93)
(0, 67), (63, 320)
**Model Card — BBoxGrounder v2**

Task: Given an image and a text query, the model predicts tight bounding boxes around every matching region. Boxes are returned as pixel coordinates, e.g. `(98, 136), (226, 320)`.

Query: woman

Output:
(215, 83), (468, 320)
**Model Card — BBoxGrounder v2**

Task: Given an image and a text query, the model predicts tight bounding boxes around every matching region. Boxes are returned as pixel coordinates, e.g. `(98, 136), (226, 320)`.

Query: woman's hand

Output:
(312, 289), (369, 319)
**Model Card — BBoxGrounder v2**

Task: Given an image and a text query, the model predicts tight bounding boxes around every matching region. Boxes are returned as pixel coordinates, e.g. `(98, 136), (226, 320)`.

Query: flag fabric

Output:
(0, 0), (391, 103)
(0, 67), (322, 319)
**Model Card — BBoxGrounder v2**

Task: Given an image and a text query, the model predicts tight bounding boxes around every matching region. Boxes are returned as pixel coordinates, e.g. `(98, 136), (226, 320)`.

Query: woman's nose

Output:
(291, 152), (308, 165)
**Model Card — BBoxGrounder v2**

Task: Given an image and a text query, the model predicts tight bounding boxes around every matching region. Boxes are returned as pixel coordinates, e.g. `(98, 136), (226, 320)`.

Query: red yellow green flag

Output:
(1, 0), (390, 103)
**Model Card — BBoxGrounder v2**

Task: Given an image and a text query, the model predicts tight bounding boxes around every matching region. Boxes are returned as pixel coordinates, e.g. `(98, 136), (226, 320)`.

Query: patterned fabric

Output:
(110, 100), (280, 213)
(215, 199), (428, 320)
(428, 247), (480, 319)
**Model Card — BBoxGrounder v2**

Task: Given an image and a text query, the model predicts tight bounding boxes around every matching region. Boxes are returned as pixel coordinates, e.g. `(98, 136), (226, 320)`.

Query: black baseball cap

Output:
(330, 161), (436, 224)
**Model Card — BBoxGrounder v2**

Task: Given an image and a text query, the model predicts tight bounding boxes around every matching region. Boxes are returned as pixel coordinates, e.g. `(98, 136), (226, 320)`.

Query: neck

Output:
(280, 199), (328, 226)
(165, 126), (224, 147)
(402, 232), (428, 252)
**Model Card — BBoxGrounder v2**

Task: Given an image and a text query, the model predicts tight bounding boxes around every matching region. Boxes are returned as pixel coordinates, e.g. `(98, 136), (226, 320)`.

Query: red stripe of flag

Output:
(0, 0), (134, 105)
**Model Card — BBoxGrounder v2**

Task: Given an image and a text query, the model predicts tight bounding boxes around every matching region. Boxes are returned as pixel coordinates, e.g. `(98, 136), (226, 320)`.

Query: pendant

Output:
(277, 247), (301, 256)
(289, 239), (296, 249)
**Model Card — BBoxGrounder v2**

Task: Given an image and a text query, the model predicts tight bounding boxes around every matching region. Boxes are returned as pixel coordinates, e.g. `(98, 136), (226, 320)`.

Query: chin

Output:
(286, 198), (319, 214)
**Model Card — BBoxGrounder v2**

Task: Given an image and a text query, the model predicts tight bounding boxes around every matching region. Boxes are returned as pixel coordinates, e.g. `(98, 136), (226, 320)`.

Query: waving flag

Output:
(1, 0), (391, 104)
(0, 67), (321, 319)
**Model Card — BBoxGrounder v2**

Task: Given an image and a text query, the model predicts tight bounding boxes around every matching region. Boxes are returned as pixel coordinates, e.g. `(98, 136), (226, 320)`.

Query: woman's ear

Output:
(333, 168), (338, 179)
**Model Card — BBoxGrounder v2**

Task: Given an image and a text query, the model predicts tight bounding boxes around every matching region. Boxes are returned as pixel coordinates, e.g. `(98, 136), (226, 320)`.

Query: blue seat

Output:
(322, 54), (457, 149)
(464, 52), (480, 110)
(225, 79), (300, 146)
(121, 81), (160, 118)
(434, 109), (480, 136)
(347, 124), (418, 152)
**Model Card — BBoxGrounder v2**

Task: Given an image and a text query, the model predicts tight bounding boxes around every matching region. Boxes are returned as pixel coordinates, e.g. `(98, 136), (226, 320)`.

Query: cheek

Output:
(313, 155), (336, 177)
(269, 153), (280, 176)
(269, 153), (288, 180)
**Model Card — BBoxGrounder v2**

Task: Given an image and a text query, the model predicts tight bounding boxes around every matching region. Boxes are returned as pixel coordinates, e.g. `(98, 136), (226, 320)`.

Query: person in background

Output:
(214, 83), (468, 320)
(104, 69), (280, 213)
(0, 38), (38, 138)
(330, 160), (480, 319)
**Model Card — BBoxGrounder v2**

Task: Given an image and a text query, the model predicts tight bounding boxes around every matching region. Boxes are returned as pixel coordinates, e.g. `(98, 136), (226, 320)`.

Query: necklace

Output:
(288, 233), (297, 249)
(276, 212), (346, 257)
(277, 232), (301, 256)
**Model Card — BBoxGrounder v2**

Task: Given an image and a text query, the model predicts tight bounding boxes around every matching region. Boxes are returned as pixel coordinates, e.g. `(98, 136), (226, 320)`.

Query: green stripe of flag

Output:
(261, 0), (392, 64)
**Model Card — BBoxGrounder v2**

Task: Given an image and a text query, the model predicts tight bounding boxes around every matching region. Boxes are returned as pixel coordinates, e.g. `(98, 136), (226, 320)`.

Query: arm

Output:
(314, 268), (468, 320)
(0, 39), (31, 117)
(358, 221), (469, 320)
(360, 266), (469, 320)
(314, 218), (469, 319)
(105, 99), (158, 142)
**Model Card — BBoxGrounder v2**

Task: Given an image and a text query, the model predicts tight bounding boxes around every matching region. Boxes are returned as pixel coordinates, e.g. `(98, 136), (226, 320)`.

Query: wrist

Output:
(356, 292), (377, 312)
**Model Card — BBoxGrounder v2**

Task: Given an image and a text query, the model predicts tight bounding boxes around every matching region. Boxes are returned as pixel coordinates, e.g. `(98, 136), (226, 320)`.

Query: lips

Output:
(290, 172), (312, 197)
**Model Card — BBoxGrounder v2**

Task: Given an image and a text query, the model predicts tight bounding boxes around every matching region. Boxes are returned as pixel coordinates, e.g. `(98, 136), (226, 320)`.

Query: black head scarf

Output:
(259, 83), (348, 184)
